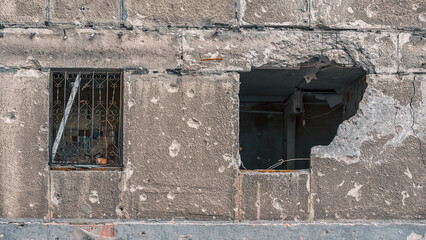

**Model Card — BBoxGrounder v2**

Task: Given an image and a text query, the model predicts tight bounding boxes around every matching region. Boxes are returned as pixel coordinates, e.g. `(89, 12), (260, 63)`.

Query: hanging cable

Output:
(302, 104), (341, 120)
(267, 158), (310, 170)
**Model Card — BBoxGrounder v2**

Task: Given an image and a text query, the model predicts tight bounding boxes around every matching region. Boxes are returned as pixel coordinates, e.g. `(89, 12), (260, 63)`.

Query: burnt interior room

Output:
(239, 57), (367, 170)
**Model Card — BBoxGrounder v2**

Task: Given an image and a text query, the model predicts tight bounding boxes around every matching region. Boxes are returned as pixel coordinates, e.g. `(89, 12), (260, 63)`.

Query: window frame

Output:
(48, 69), (124, 171)
(238, 67), (366, 172)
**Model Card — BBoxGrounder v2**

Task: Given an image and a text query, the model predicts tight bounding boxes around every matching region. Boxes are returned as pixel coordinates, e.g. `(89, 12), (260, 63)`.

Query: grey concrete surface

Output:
(240, 171), (310, 221)
(0, 221), (425, 240)
(0, 0), (425, 225)
(311, 74), (426, 220)
(50, 171), (122, 219)
(239, 0), (309, 27)
(0, 70), (49, 219)
(0, 0), (46, 25)
(126, 0), (236, 28)
(181, 30), (398, 74)
(0, 28), (180, 70)
(399, 32), (426, 73)
(311, 0), (426, 29)
(49, 0), (120, 25)
(121, 73), (239, 220)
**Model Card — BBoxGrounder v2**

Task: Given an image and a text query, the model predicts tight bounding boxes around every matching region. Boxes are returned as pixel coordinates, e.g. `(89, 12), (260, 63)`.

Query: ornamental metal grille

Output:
(49, 70), (123, 168)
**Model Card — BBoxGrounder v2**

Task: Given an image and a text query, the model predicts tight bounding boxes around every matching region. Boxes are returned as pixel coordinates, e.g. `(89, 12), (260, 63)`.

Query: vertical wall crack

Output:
(409, 75), (425, 167)
(307, 0), (311, 28)
(45, 0), (51, 23)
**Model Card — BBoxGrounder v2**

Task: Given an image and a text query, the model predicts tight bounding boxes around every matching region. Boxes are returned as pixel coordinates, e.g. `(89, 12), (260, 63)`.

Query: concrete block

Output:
(368, 74), (424, 107)
(50, 0), (119, 25)
(122, 73), (239, 220)
(240, 0), (309, 26)
(311, 0), (426, 29)
(0, 70), (49, 218)
(182, 30), (397, 74)
(0, 28), (179, 70)
(335, 32), (399, 74)
(50, 171), (122, 219)
(0, 28), (397, 75)
(181, 30), (350, 72)
(126, 0), (236, 28)
(0, 0), (46, 25)
(399, 33), (426, 73)
(240, 171), (310, 221)
(310, 74), (426, 220)
(311, 142), (426, 220)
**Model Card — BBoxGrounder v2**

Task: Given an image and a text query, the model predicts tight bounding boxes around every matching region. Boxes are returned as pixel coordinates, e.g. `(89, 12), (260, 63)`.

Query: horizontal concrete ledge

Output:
(1, 22), (425, 32)
(1, 220), (425, 240)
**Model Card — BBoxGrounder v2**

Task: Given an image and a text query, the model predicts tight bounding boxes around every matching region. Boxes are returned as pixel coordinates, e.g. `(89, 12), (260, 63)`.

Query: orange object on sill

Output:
(96, 158), (107, 165)
(200, 58), (223, 61)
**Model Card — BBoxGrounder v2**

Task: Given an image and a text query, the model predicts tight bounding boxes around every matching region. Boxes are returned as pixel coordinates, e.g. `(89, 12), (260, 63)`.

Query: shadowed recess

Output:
(239, 57), (367, 170)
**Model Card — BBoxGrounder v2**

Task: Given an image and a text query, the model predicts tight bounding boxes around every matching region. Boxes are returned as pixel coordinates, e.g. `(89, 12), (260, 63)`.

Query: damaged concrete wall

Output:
(121, 73), (239, 220)
(50, 171), (122, 219)
(311, 74), (426, 220)
(238, 171), (310, 221)
(0, 0), (425, 223)
(0, 70), (49, 219)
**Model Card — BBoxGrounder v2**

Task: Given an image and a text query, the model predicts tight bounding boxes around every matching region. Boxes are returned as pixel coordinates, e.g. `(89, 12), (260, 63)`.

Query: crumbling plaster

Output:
(311, 74), (426, 220)
(0, 0), (425, 222)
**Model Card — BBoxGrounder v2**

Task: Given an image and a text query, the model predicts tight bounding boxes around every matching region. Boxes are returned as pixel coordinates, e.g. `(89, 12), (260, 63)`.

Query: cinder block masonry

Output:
(0, 0), (425, 238)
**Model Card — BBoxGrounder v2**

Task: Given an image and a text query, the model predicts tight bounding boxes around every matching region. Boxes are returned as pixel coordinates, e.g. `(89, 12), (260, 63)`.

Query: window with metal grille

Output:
(49, 70), (123, 169)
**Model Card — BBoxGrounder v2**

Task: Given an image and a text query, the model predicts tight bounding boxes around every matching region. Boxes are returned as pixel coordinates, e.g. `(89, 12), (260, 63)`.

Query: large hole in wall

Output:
(239, 57), (367, 170)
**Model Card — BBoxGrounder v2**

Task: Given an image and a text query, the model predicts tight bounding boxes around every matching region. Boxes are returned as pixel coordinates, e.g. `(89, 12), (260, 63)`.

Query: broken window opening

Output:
(239, 57), (367, 170)
(49, 70), (123, 169)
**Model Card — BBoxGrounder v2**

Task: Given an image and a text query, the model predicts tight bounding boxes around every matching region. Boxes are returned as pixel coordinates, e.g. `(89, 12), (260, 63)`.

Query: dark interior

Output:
(239, 57), (367, 170)
(50, 71), (123, 167)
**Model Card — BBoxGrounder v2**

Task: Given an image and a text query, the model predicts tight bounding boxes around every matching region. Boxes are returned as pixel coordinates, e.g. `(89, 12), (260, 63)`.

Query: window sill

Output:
(241, 169), (303, 173)
(50, 165), (122, 171)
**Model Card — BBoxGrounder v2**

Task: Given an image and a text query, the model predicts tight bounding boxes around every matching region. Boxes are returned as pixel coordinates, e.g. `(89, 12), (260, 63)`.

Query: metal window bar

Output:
(49, 70), (123, 168)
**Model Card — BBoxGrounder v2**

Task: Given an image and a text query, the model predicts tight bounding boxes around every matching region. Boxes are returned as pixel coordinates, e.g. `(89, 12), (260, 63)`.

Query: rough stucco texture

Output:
(180, 30), (398, 74)
(0, 0), (425, 222)
(0, 70), (49, 218)
(121, 72), (239, 220)
(0, 0), (45, 25)
(0, 28), (180, 70)
(240, 171), (310, 221)
(50, 171), (122, 219)
(311, 0), (426, 29)
(240, 0), (309, 26)
(2, 0), (425, 29)
(0, 29), (407, 74)
(399, 32), (426, 73)
(311, 74), (426, 220)
(126, 0), (236, 28)
(50, 0), (119, 25)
